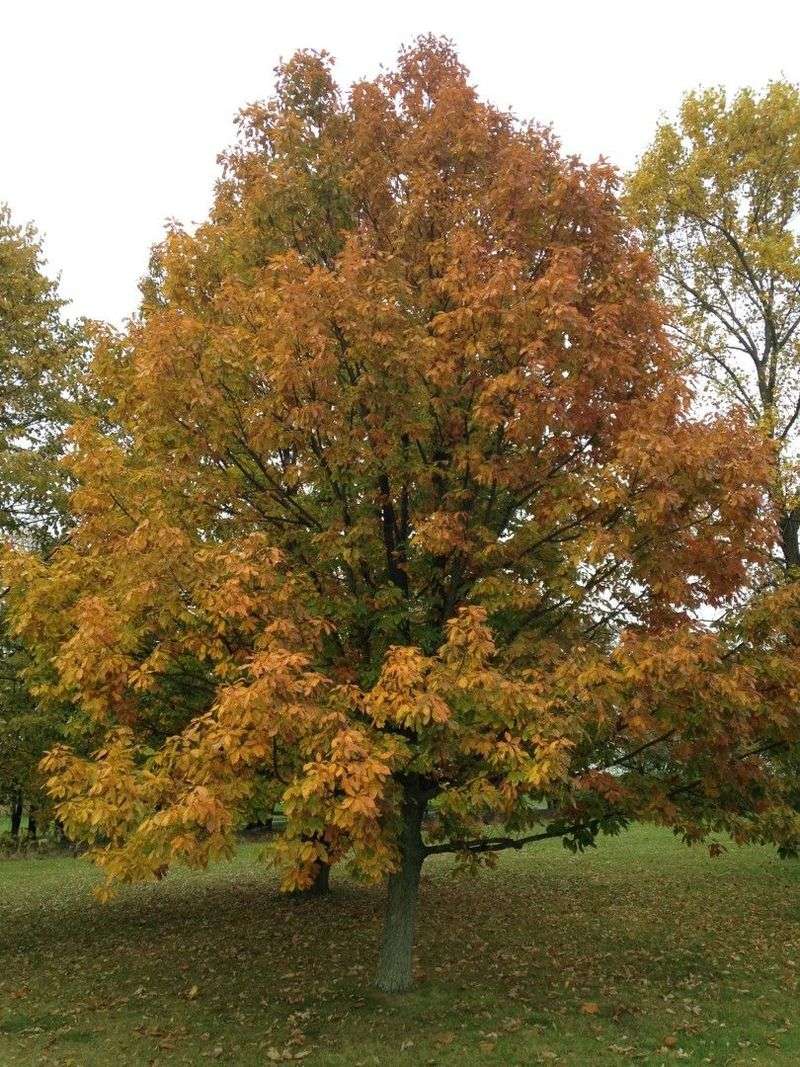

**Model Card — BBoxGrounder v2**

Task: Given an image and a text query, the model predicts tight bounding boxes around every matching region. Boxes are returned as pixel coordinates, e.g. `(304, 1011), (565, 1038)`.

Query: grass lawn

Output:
(1, 826), (799, 1066)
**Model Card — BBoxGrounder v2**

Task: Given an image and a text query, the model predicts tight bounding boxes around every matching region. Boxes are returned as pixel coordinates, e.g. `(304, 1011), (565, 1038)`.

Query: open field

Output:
(2, 826), (800, 1066)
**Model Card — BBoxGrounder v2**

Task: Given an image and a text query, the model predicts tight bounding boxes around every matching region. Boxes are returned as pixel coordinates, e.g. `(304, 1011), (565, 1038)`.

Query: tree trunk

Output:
(27, 807), (37, 841)
(10, 791), (23, 838)
(289, 844), (331, 899)
(779, 508), (800, 571)
(375, 788), (426, 994)
(308, 859), (330, 895)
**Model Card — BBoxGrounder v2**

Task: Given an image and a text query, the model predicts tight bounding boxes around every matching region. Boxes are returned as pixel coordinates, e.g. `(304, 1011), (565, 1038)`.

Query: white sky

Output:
(3, 0), (800, 325)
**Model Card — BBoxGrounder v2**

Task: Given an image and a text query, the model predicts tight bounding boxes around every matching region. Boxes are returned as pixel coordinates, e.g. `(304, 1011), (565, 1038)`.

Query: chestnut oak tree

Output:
(7, 40), (800, 992)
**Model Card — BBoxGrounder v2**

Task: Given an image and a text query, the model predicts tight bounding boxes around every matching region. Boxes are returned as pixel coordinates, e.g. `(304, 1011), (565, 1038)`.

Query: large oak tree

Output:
(8, 40), (800, 992)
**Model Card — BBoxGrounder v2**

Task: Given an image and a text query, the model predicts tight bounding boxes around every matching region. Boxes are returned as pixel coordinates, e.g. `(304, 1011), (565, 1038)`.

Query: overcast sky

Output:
(3, 0), (800, 324)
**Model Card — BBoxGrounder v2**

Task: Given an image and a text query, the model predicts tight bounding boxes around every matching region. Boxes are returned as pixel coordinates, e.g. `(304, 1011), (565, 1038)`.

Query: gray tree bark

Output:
(375, 788), (426, 994)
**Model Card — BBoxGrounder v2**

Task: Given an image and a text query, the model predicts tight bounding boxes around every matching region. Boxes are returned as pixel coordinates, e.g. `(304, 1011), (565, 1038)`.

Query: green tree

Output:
(0, 204), (86, 835)
(626, 82), (800, 571)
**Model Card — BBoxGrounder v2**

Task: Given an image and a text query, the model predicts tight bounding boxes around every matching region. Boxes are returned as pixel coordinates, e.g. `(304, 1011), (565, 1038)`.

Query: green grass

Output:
(1, 826), (800, 1065)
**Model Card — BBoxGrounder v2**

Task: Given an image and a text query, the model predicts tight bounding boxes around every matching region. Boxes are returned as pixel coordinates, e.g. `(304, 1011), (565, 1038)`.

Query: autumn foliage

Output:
(6, 38), (800, 992)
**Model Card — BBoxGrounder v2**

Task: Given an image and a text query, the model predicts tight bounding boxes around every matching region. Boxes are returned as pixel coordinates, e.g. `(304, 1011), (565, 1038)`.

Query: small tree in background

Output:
(626, 82), (800, 573)
(0, 204), (86, 836)
(7, 40), (800, 992)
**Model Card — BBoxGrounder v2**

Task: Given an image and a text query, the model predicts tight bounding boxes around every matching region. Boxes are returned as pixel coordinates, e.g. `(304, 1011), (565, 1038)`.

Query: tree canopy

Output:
(0, 204), (84, 541)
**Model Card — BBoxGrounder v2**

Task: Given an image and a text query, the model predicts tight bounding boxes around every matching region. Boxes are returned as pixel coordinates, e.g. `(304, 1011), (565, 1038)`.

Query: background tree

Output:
(626, 82), (800, 572)
(0, 204), (86, 836)
(8, 40), (800, 994)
